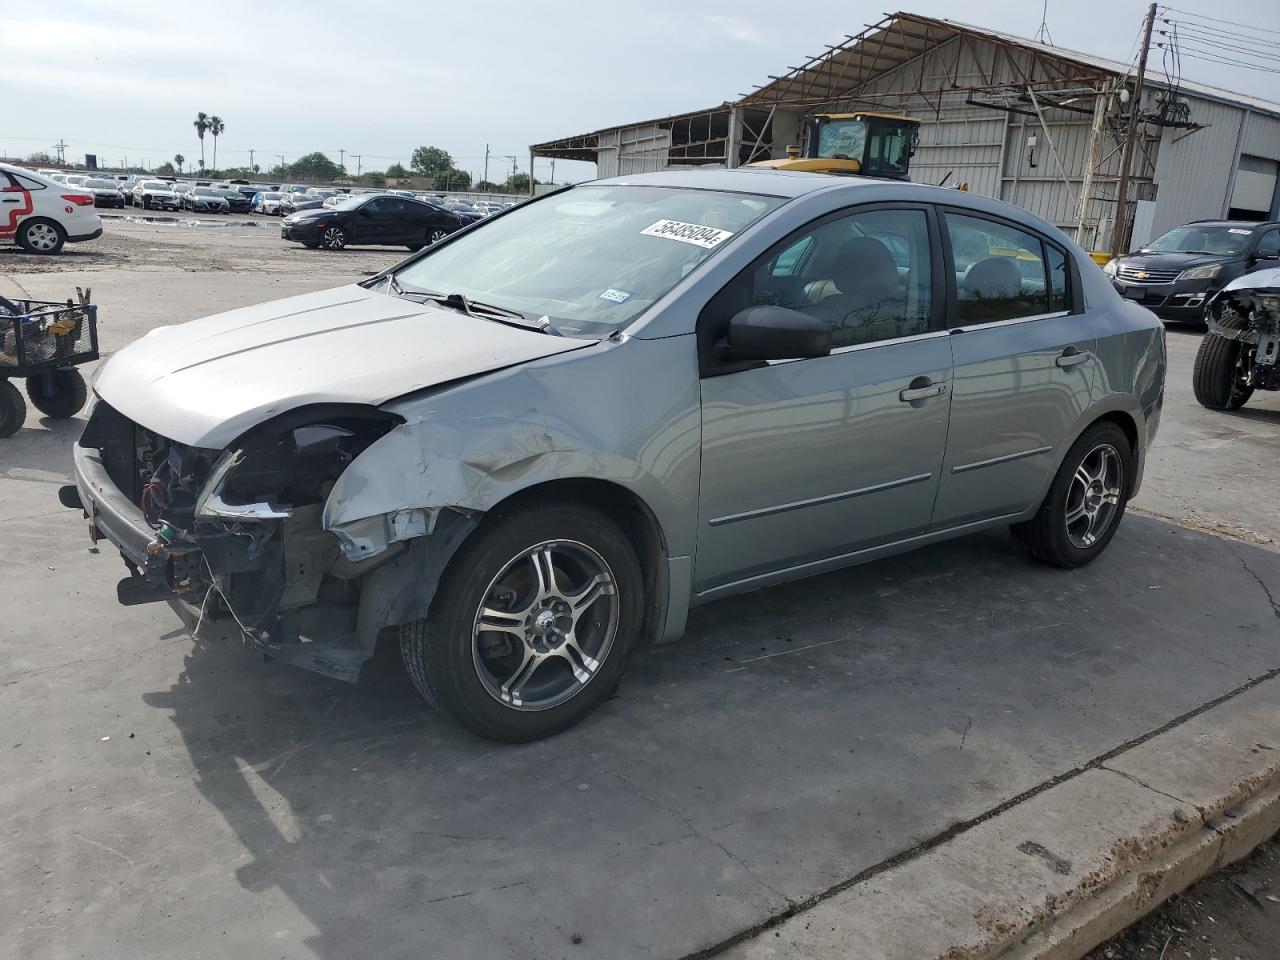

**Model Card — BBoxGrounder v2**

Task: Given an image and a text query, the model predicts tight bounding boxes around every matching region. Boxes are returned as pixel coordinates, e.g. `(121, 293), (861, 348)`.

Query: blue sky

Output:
(6, 0), (1279, 182)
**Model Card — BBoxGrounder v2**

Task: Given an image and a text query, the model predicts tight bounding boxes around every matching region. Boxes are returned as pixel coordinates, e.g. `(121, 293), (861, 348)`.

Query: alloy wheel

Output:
(471, 540), (619, 711)
(26, 223), (60, 252)
(322, 226), (346, 250)
(1064, 443), (1123, 549)
(429, 229), (448, 244)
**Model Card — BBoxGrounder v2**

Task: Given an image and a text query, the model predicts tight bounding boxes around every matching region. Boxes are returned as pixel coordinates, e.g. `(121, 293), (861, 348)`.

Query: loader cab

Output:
(748, 112), (920, 181)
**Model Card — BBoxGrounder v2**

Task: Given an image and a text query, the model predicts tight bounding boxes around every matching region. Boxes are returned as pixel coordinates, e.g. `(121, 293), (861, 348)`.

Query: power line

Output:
(1159, 45), (1280, 74)
(1162, 6), (1280, 37)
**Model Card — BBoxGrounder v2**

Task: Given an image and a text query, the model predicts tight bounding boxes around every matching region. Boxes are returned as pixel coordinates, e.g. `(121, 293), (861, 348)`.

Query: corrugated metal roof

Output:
(532, 10), (1280, 157)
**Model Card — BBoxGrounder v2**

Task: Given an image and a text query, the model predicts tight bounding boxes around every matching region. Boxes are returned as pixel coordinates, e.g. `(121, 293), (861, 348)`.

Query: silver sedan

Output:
(69, 169), (1165, 741)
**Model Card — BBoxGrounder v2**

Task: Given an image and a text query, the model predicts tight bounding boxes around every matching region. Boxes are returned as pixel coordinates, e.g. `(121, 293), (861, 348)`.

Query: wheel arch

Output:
(352, 477), (673, 660)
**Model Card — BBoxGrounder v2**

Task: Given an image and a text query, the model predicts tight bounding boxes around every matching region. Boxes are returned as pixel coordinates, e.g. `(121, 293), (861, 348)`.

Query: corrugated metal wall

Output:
(595, 31), (1275, 244)
(1149, 99), (1247, 238)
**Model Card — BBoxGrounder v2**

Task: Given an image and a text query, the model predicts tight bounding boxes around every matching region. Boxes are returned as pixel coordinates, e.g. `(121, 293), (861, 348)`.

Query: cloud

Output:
(703, 15), (768, 46)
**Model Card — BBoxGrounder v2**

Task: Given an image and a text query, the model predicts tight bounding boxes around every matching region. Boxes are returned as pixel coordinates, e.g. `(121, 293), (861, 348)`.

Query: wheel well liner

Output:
(356, 478), (671, 656)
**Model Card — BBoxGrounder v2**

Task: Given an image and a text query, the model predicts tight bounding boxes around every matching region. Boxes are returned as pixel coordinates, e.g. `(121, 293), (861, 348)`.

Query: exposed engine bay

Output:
(77, 400), (430, 680)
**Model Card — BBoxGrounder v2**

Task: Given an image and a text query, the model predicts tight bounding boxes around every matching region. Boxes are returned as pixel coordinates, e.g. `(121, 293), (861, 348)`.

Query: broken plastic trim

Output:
(194, 449), (293, 520)
(329, 506), (438, 561)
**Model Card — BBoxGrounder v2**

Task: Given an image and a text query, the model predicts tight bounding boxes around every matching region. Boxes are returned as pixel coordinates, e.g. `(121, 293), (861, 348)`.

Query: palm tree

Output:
(208, 116), (225, 172)
(174, 153), (185, 175)
(193, 112), (209, 170)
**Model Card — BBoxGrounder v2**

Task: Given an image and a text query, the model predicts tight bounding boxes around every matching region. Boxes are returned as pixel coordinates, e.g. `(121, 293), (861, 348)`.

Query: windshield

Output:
(263, 192), (283, 199)
(192, 187), (218, 196)
(85, 179), (116, 189)
(143, 182), (168, 190)
(1143, 225), (1254, 256)
(816, 119), (867, 160)
(393, 184), (781, 336)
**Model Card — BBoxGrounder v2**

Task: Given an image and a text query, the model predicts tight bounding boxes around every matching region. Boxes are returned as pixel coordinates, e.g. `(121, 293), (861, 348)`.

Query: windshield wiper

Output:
(424, 291), (553, 333)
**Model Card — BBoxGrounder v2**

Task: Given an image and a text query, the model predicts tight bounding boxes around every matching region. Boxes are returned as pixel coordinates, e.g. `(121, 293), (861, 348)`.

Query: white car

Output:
(0, 162), (103, 255)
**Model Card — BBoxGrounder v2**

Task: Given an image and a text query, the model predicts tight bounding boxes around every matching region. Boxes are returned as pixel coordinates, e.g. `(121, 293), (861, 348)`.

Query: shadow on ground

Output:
(127, 514), (1280, 960)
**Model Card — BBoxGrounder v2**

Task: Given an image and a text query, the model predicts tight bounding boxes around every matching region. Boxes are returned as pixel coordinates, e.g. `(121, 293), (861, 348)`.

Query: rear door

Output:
(0, 172), (34, 243)
(930, 209), (1095, 528)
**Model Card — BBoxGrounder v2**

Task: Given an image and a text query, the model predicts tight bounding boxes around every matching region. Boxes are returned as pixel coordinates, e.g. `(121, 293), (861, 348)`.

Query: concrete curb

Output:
(718, 675), (1280, 960)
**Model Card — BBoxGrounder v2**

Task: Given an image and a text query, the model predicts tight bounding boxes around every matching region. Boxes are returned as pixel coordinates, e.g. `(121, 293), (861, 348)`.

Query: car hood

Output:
(94, 283), (595, 448)
(1119, 251), (1231, 271)
(1223, 266), (1280, 293)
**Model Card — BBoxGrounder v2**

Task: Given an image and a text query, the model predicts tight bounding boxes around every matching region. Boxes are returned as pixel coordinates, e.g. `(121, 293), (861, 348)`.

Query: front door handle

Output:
(1056, 347), (1092, 368)
(899, 381), (947, 403)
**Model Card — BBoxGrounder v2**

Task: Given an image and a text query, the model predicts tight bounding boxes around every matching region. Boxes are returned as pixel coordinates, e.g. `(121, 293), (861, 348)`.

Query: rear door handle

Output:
(899, 382), (947, 402)
(1056, 347), (1092, 368)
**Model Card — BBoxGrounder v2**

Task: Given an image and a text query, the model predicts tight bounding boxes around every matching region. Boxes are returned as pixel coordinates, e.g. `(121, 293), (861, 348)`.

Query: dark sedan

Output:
(216, 188), (253, 213)
(1103, 220), (1280, 321)
(280, 194), (470, 250)
(81, 178), (127, 208)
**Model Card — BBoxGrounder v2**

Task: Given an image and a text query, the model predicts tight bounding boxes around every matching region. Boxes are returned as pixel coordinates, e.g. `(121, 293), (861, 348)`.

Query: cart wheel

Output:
(0, 379), (26, 437)
(26, 369), (88, 419)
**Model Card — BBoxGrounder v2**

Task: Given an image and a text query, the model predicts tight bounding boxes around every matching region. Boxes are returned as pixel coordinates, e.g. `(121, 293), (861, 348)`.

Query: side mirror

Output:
(725, 305), (831, 362)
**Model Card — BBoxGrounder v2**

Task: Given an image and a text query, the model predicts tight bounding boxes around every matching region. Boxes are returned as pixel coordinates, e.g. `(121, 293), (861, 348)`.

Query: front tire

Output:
(320, 225), (346, 250)
(1011, 421), (1133, 568)
(401, 503), (643, 741)
(0, 380), (26, 437)
(1193, 308), (1253, 410)
(26, 369), (88, 419)
(17, 219), (66, 255)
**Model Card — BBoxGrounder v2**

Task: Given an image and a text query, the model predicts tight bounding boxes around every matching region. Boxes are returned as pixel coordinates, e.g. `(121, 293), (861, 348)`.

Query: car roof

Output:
(1185, 220), (1280, 229)
(593, 168), (839, 198)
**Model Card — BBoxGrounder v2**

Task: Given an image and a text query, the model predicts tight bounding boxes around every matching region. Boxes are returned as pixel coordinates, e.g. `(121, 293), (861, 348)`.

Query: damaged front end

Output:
(70, 401), (469, 682)
(1206, 270), (1280, 393)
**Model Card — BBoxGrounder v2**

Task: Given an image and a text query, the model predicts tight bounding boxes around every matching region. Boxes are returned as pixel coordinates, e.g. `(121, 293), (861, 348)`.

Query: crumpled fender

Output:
(321, 337), (701, 562)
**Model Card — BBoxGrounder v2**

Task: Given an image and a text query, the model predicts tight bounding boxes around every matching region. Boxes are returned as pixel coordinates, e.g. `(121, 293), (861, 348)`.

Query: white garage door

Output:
(1231, 155), (1278, 218)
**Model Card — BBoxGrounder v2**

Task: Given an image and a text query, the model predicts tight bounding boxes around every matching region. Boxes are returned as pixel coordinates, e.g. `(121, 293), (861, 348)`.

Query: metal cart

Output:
(0, 289), (98, 437)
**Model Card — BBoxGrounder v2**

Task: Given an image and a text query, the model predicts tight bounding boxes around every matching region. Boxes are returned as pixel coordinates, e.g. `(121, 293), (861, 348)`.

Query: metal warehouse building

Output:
(531, 11), (1280, 252)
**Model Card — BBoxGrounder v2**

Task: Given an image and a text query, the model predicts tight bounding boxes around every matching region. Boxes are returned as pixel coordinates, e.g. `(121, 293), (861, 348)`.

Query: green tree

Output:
(208, 116), (225, 170)
(193, 112), (210, 169)
(360, 171), (387, 187)
(433, 167), (472, 190)
(385, 163), (411, 180)
(474, 180), (500, 192)
(504, 172), (532, 193)
(173, 153), (185, 174)
(154, 161), (176, 176)
(410, 146), (452, 176)
(26, 150), (55, 165)
(287, 152), (343, 181)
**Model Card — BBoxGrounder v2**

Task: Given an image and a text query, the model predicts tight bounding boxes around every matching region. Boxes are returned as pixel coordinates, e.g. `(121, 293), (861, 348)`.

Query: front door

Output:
(695, 205), (952, 594)
(930, 209), (1097, 528)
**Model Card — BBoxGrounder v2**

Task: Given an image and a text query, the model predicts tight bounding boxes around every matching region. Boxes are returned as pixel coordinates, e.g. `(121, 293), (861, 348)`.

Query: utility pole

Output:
(338, 148), (345, 171)
(354, 155), (361, 178)
(248, 148), (255, 171)
(277, 154), (286, 176)
(483, 143), (490, 187)
(1112, 2), (1156, 257)
(54, 140), (68, 164)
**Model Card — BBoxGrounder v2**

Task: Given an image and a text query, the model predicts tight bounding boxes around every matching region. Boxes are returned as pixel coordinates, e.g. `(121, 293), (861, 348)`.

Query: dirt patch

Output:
(1085, 834), (1280, 960)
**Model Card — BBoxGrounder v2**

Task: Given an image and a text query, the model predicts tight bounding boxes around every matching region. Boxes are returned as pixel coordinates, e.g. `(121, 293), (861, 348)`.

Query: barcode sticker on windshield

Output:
(641, 219), (734, 249)
(1229, 228), (1252, 235)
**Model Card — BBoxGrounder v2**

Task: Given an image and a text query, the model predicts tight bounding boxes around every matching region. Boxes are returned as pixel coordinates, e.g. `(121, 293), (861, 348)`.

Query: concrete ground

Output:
(2, 225), (1279, 960)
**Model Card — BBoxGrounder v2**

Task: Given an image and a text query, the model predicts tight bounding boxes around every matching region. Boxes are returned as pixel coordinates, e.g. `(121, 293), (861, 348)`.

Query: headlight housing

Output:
(1177, 264), (1221, 281)
(1102, 259), (1118, 277)
(194, 411), (402, 521)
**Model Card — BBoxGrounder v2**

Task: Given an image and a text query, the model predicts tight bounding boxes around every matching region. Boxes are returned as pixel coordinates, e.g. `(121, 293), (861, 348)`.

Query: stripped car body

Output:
(1197, 267), (1280, 403)
(69, 169), (1164, 738)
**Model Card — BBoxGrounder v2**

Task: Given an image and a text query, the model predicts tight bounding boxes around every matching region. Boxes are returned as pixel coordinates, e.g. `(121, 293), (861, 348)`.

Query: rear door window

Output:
(945, 213), (1054, 324)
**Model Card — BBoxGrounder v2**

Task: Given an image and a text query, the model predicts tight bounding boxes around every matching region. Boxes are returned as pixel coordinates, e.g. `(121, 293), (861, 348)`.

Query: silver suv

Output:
(67, 170), (1165, 741)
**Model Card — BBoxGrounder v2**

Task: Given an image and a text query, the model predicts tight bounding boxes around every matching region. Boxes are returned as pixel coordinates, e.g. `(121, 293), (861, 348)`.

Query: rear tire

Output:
(26, 369), (88, 419)
(1011, 421), (1133, 569)
(17, 219), (66, 255)
(1193, 308), (1253, 410)
(400, 503), (643, 741)
(0, 379), (27, 437)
